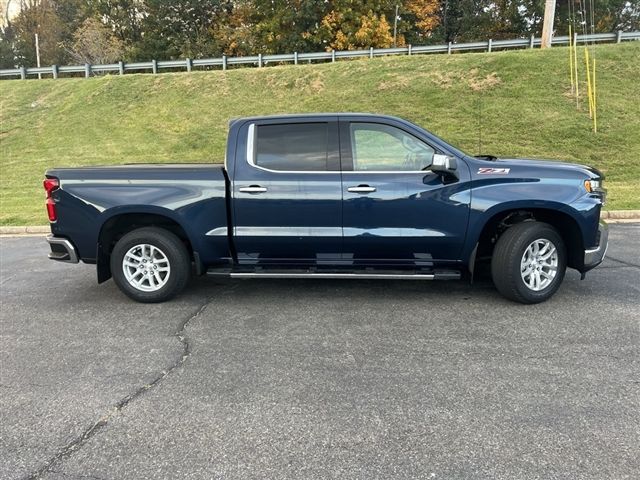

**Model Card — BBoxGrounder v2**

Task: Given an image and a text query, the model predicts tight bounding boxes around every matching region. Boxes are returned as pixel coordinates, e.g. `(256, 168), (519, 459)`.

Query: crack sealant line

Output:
(22, 298), (212, 480)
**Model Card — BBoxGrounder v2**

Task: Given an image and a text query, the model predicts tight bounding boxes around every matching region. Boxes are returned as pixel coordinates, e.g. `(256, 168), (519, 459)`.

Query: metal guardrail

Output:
(1, 30), (638, 80)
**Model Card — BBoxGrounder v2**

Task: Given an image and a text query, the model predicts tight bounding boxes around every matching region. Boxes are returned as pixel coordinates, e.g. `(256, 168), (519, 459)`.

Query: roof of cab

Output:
(229, 112), (405, 125)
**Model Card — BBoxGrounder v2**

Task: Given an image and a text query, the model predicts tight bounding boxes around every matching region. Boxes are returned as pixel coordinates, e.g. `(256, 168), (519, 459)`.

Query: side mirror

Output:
(431, 154), (458, 180)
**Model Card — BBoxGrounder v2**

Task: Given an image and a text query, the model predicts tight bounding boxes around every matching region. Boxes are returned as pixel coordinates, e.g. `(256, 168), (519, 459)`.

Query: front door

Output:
(339, 118), (471, 267)
(231, 118), (342, 265)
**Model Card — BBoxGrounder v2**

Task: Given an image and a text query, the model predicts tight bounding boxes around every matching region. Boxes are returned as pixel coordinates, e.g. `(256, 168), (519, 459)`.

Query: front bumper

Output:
(46, 235), (79, 263)
(584, 221), (609, 270)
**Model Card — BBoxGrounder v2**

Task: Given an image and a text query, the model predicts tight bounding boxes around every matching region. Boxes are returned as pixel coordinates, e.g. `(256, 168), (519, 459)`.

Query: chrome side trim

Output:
(246, 123), (255, 166)
(344, 227), (445, 238)
(347, 186), (377, 193)
(46, 235), (79, 263)
(238, 186), (268, 193)
(228, 272), (436, 280)
(234, 226), (342, 237)
(341, 170), (435, 175)
(207, 226), (342, 237)
(205, 227), (228, 236)
(207, 226), (447, 237)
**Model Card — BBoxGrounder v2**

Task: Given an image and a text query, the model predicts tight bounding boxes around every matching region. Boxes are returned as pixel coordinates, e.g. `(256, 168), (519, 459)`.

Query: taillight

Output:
(43, 177), (59, 222)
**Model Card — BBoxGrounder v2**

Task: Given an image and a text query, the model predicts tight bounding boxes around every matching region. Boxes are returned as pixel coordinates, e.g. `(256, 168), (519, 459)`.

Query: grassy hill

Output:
(1, 42), (639, 225)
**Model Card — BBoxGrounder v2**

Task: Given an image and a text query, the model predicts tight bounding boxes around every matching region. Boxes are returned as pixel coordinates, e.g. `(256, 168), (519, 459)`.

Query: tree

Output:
(215, 0), (260, 56)
(88, 0), (144, 47)
(0, 23), (17, 68)
(66, 17), (125, 64)
(314, 1), (399, 50)
(132, 0), (232, 60)
(245, 0), (328, 54)
(404, 0), (440, 36)
(11, 0), (68, 66)
(551, 0), (640, 34)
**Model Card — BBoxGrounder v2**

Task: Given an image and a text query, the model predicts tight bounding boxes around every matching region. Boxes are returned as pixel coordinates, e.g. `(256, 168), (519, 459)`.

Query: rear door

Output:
(339, 116), (471, 267)
(231, 117), (342, 265)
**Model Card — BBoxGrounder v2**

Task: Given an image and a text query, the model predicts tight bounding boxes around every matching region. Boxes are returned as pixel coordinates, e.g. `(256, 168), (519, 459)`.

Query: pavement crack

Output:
(21, 298), (212, 480)
(605, 255), (640, 269)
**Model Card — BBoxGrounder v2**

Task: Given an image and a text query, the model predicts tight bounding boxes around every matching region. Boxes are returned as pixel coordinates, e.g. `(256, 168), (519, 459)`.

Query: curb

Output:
(2, 210), (639, 236)
(0, 226), (50, 235)
(601, 210), (640, 220)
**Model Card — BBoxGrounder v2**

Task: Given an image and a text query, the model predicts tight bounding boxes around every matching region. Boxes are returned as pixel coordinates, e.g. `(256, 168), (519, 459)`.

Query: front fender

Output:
(462, 178), (600, 265)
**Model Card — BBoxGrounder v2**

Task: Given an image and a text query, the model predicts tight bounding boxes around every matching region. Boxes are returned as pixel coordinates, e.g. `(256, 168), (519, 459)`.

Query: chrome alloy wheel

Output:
(520, 238), (558, 291)
(122, 244), (171, 292)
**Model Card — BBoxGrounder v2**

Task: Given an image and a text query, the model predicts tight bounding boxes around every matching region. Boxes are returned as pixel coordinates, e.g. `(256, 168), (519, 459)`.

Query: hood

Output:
(489, 157), (603, 179)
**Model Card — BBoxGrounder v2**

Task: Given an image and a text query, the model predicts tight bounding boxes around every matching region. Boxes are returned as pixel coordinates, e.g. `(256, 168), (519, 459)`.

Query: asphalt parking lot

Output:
(1, 224), (638, 480)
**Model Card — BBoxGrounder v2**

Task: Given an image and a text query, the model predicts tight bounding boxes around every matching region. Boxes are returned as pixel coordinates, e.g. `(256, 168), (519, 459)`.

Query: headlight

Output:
(584, 179), (602, 193)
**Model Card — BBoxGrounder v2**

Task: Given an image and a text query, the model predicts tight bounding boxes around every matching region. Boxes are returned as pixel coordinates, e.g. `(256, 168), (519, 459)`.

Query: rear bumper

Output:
(583, 221), (608, 270)
(46, 235), (79, 263)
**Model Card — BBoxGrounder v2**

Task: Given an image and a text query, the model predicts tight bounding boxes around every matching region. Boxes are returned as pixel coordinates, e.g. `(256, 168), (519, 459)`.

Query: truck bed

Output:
(46, 163), (231, 269)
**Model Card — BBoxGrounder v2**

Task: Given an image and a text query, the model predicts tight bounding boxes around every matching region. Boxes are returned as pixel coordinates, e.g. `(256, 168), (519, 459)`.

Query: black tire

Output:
(491, 221), (566, 304)
(110, 227), (191, 303)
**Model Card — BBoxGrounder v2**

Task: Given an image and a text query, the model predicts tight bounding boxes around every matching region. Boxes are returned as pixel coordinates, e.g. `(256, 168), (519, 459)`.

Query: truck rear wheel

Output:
(110, 227), (190, 303)
(491, 221), (566, 304)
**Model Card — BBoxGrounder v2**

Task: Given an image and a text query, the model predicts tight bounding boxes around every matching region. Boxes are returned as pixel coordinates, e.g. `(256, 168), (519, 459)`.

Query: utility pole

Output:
(393, 4), (399, 47)
(541, 0), (556, 48)
(35, 32), (41, 79)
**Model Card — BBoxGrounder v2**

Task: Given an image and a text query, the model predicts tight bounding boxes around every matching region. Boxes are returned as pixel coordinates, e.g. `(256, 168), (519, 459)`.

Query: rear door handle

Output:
(239, 185), (268, 194)
(347, 185), (376, 193)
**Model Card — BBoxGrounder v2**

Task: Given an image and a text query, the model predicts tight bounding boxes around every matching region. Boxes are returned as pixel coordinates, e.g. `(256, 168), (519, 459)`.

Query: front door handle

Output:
(347, 185), (376, 193)
(239, 185), (268, 194)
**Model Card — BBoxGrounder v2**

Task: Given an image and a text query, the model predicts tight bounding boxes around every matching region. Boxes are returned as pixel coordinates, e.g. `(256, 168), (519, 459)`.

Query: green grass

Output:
(1, 42), (639, 225)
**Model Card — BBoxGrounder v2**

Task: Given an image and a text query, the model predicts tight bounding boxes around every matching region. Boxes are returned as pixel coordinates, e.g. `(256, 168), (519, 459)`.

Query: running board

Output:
(206, 269), (460, 281)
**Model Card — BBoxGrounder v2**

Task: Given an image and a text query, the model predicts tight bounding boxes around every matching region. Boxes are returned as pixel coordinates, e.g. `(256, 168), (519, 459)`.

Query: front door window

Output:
(350, 123), (435, 172)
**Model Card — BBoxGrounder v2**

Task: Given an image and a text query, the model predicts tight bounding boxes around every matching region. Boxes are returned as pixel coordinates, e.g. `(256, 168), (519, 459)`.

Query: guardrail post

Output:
(369, 47), (374, 59)
(530, 35), (535, 49)
(573, 32), (578, 49)
(186, 58), (192, 72)
(19, 66), (26, 80)
(222, 55), (227, 71)
(118, 61), (124, 75)
(294, 52), (298, 65)
(52, 64), (58, 79)
(488, 39), (492, 52)
(447, 42), (452, 54)
(151, 59), (158, 74)
(84, 63), (91, 78)
(331, 50), (336, 62)
(258, 53), (263, 67)
(617, 30), (622, 43)
(408, 44), (412, 56)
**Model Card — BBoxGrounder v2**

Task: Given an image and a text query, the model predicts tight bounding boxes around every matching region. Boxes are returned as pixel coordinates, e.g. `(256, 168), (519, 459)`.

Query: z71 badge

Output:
(478, 167), (510, 175)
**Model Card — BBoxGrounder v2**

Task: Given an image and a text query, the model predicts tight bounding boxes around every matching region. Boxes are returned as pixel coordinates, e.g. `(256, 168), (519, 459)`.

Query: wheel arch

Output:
(471, 207), (585, 272)
(96, 209), (196, 283)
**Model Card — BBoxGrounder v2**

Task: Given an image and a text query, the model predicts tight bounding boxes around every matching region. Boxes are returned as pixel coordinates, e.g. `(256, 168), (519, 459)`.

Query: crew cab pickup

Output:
(44, 113), (608, 304)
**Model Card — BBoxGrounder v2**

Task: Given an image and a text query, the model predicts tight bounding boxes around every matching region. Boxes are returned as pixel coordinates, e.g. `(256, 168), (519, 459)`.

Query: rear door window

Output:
(255, 123), (329, 171)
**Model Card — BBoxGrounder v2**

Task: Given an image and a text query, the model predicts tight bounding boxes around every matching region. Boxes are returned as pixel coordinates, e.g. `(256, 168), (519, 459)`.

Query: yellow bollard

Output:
(568, 25), (575, 94)
(573, 33), (579, 107)
(592, 58), (597, 133)
(584, 48), (593, 118)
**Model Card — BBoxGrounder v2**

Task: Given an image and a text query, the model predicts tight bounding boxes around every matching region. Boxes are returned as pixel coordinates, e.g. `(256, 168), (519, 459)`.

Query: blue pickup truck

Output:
(44, 113), (608, 304)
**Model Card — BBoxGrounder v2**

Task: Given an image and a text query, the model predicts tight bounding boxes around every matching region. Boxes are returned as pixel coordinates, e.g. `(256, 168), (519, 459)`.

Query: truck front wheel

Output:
(491, 221), (567, 304)
(110, 227), (191, 303)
